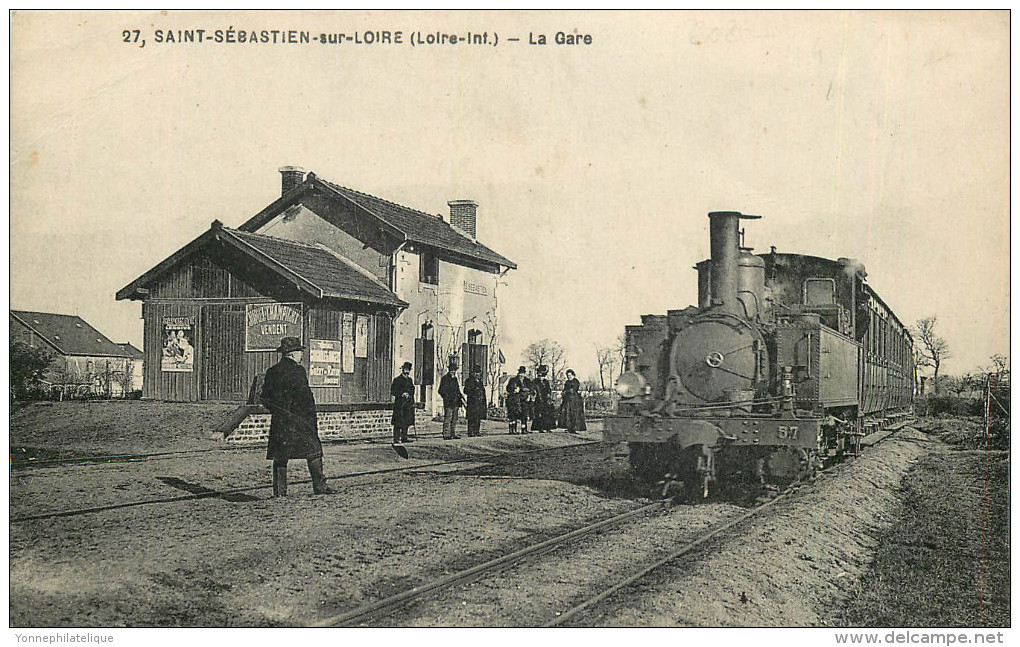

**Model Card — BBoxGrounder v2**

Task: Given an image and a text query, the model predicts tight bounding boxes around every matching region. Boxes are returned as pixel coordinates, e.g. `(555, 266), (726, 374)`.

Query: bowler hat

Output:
(276, 337), (305, 354)
(537, 365), (549, 376)
(517, 366), (526, 374)
(402, 361), (412, 370)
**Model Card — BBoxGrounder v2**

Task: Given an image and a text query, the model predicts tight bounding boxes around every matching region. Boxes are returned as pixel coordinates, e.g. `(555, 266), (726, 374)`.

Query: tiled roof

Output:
(117, 342), (145, 358)
(118, 222), (407, 309)
(11, 311), (133, 358)
(229, 228), (407, 307)
(316, 178), (516, 269)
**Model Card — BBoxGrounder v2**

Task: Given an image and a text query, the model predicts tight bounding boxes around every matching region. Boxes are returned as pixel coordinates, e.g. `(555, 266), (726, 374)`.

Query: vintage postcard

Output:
(9, 10), (1010, 639)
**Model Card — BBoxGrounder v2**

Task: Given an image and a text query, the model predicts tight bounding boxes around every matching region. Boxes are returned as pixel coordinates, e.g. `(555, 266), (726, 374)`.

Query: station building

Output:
(117, 167), (515, 440)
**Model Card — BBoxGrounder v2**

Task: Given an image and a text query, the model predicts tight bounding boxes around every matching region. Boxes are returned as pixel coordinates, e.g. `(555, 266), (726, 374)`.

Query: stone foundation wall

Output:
(226, 407), (430, 444)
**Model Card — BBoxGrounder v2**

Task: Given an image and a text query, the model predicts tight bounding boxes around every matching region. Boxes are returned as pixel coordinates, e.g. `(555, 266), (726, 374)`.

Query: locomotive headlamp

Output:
(615, 371), (647, 399)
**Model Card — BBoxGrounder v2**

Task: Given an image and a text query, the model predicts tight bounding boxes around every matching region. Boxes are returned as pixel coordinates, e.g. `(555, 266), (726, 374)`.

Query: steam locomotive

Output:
(606, 211), (913, 498)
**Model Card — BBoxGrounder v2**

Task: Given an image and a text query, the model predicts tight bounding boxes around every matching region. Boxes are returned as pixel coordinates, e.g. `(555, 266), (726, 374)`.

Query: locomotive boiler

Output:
(606, 211), (913, 498)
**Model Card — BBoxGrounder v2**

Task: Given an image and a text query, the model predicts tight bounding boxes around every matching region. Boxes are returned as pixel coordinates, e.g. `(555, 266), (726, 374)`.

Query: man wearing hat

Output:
(438, 359), (465, 440)
(464, 365), (487, 437)
(259, 336), (332, 496)
(505, 366), (531, 435)
(391, 361), (416, 444)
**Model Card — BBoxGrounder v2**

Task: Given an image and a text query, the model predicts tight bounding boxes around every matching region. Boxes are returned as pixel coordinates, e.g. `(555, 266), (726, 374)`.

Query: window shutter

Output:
(477, 346), (488, 389)
(414, 338), (423, 383)
(422, 339), (435, 385)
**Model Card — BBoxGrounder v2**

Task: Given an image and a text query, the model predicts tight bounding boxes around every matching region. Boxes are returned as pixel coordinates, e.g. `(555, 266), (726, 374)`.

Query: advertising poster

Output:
(161, 316), (195, 372)
(308, 339), (342, 387)
(341, 312), (355, 373)
(245, 303), (303, 351)
(355, 315), (369, 358)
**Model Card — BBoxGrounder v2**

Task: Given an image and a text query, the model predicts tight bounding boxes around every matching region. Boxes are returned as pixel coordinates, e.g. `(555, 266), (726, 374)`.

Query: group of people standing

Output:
(392, 360), (587, 441)
(256, 337), (590, 497)
(506, 365), (587, 435)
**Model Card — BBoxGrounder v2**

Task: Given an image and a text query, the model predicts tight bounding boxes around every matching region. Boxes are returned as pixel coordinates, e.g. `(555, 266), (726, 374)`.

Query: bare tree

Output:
(986, 353), (1009, 381)
(912, 316), (951, 393)
(114, 359), (135, 398)
(523, 339), (566, 384)
(613, 333), (627, 380)
(483, 309), (502, 405)
(595, 345), (614, 389)
(435, 325), (462, 374)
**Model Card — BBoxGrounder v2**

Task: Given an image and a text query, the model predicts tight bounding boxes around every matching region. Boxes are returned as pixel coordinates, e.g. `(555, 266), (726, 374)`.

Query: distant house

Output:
(116, 342), (145, 396)
(10, 310), (144, 398)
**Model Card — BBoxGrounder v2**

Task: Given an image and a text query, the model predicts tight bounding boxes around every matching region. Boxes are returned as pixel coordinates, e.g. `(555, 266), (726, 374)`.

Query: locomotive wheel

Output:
(628, 443), (673, 482)
(629, 443), (709, 502)
(763, 448), (818, 488)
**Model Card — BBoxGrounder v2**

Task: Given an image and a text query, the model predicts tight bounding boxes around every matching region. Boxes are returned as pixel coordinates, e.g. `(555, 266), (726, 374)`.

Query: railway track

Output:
(10, 429), (477, 470)
(308, 419), (914, 628)
(10, 439), (601, 524)
(308, 499), (672, 627)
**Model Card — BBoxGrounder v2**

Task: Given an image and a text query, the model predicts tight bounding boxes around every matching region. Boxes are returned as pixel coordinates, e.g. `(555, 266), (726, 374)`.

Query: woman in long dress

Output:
(531, 365), (555, 432)
(558, 369), (587, 434)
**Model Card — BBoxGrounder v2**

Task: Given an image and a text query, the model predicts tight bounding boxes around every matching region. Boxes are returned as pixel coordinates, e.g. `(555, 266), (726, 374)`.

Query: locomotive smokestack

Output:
(708, 211), (760, 314)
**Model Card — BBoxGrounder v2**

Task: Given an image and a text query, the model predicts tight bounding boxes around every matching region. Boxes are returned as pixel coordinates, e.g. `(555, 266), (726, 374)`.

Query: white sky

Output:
(10, 10), (1010, 381)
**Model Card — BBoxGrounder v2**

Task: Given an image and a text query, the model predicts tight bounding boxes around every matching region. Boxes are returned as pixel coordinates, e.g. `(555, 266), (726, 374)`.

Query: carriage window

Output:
(804, 278), (835, 305)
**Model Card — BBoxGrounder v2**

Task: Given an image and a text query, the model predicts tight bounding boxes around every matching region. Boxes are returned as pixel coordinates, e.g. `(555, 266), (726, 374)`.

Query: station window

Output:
(420, 252), (439, 285)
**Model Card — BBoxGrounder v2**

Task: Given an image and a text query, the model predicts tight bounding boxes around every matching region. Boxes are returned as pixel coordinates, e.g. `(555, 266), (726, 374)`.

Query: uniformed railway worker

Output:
(260, 336), (333, 496)
(391, 361), (416, 444)
(505, 366), (531, 434)
(464, 365), (487, 437)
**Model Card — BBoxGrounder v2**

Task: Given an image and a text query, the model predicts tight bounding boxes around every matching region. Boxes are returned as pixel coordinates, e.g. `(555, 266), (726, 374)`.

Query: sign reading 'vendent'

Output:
(245, 303), (303, 351)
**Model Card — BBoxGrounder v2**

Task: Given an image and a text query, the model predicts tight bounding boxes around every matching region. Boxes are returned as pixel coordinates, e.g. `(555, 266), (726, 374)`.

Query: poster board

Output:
(355, 315), (369, 358)
(161, 316), (195, 373)
(245, 303), (303, 351)
(308, 339), (342, 387)
(341, 312), (355, 373)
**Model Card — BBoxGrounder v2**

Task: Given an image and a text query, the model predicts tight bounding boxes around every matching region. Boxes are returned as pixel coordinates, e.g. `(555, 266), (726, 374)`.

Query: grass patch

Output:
(837, 448), (1009, 627)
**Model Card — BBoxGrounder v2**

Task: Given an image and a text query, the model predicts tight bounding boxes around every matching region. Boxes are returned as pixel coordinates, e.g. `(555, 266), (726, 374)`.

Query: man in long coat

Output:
(464, 365), (487, 437)
(391, 361), (416, 444)
(260, 336), (332, 496)
(438, 360), (465, 440)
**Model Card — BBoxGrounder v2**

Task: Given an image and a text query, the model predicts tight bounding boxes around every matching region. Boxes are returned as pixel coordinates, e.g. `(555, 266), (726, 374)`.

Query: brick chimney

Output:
(448, 199), (478, 239)
(279, 166), (306, 196)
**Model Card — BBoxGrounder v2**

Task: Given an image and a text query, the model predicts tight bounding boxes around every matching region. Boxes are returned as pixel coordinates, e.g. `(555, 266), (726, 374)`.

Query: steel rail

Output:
(543, 491), (790, 627)
(11, 440), (600, 524)
(308, 500), (670, 627)
(544, 419), (915, 627)
(11, 429), (487, 470)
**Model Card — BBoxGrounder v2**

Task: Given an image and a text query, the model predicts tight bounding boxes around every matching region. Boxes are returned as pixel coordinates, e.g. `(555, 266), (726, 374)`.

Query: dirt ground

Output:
(11, 400), (237, 460)
(8, 404), (1010, 627)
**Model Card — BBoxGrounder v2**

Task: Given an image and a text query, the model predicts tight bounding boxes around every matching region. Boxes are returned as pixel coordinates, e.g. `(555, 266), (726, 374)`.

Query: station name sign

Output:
(246, 303), (303, 351)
